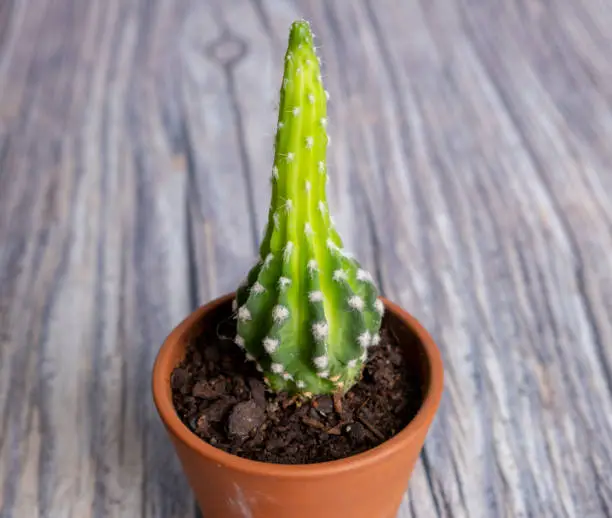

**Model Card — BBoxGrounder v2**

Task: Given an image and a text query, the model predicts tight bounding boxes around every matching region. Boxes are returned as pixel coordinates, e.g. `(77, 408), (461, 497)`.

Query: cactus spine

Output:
(234, 20), (383, 395)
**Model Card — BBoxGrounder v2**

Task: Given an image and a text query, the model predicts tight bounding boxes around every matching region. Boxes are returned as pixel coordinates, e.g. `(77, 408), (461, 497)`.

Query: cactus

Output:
(233, 20), (383, 395)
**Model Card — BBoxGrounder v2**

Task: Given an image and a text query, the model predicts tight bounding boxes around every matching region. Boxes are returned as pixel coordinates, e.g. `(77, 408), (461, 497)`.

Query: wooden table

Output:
(2, 1), (611, 517)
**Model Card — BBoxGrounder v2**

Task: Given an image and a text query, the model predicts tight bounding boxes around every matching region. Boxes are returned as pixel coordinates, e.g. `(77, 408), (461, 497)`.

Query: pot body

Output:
(152, 293), (443, 518)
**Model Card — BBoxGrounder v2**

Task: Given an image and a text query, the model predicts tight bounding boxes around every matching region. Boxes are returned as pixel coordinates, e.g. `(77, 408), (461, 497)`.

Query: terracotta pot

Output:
(152, 292), (443, 518)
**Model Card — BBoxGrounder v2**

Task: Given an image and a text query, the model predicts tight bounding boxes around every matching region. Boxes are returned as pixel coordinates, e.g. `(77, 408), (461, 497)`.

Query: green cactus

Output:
(233, 20), (383, 395)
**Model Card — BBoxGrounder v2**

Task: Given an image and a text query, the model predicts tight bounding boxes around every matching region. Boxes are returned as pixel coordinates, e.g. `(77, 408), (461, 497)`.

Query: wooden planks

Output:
(1, 0), (611, 517)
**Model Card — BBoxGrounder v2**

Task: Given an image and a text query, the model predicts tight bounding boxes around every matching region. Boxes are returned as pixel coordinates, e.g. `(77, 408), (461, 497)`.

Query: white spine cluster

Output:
(313, 355), (329, 370)
(307, 259), (318, 274)
(348, 295), (364, 311)
(308, 290), (323, 302)
(375, 299), (384, 315)
(263, 253), (274, 269)
(358, 331), (371, 348)
(326, 238), (339, 252)
(251, 282), (265, 294)
(284, 241), (294, 262)
(263, 337), (279, 353)
(272, 305), (290, 323)
(357, 269), (373, 283)
(333, 269), (348, 282)
(238, 306), (252, 322)
(312, 321), (329, 341)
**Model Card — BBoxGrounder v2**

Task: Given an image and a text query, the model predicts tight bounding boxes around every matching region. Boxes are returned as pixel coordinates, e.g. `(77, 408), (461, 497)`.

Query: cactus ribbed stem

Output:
(234, 20), (383, 395)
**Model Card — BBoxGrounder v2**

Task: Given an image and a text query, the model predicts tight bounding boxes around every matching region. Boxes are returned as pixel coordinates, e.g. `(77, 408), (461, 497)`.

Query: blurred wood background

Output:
(1, 0), (612, 517)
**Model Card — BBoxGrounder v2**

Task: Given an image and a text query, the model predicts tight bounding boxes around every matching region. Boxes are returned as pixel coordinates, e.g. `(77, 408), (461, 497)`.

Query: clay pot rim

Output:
(152, 292), (444, 478)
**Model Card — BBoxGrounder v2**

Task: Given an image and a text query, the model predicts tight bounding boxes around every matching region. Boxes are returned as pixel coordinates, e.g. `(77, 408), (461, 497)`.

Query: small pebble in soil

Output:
(192, 378), (226, 400)
(344, 422), (366, 445)
(248, 378), (266, 407)
(228, 400), (266, 438)
(313, 395), (334, 414)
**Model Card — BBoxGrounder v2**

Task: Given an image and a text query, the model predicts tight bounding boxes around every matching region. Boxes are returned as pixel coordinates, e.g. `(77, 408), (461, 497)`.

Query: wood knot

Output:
(206, 31), (247, 67)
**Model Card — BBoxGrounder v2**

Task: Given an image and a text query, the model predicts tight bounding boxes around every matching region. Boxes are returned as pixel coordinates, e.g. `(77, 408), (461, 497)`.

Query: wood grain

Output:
(1, 0), (611, 517)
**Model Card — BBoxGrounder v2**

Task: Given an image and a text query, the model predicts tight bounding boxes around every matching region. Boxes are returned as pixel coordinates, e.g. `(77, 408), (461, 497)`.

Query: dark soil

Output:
(171, 314), (424, 465)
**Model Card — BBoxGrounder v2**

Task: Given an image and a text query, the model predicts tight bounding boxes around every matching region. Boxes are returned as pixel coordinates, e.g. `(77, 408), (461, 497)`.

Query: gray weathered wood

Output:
(1, 0), (611, 517)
